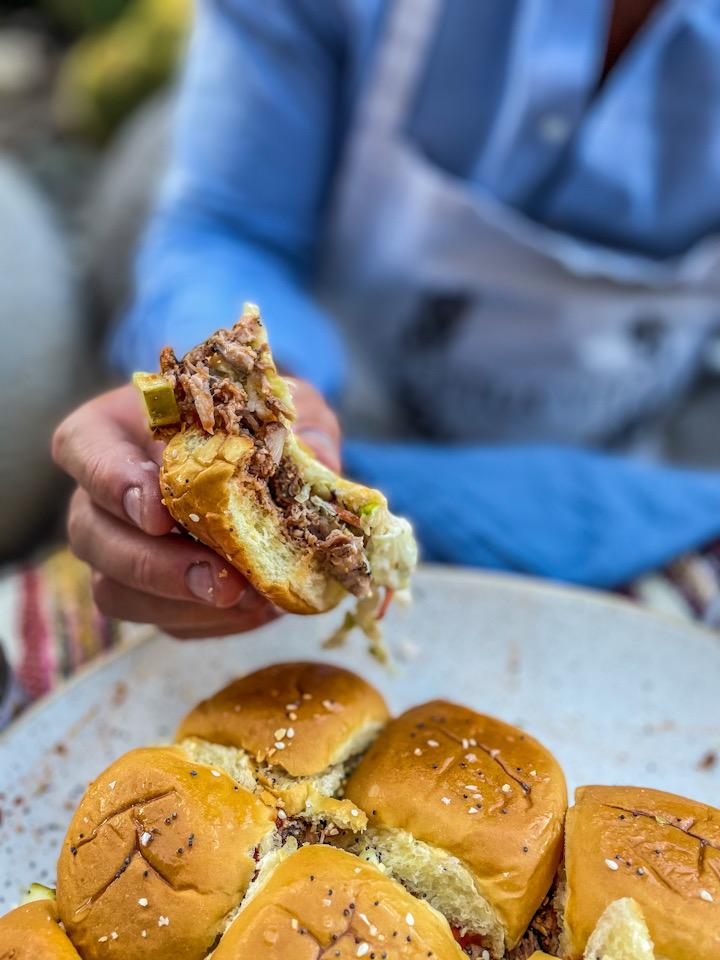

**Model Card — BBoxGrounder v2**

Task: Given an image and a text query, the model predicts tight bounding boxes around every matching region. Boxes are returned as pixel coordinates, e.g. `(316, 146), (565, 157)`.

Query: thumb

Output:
(295, 425), (342, 474)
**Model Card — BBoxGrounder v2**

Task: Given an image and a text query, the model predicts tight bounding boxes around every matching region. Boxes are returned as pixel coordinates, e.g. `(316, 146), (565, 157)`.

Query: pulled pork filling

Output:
(160, 316), (371, 597)
(451, 889), (560, 960)
(276, 816), (341, 847)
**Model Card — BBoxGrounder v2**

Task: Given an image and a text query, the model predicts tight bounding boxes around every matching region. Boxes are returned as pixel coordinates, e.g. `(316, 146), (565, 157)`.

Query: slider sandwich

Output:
(134, 304), (417, 656)
(0, 897), (81, 960)
(345, 701), (568, 959)
(177, 660), (389, 836)
(55, 746), (277, 960)
(211, 843), (466, 959)
(559, 785), (720, 960)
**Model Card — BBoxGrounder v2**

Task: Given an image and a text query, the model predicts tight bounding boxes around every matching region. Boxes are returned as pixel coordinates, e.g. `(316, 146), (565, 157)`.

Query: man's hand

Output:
(52, 380), (341, 639)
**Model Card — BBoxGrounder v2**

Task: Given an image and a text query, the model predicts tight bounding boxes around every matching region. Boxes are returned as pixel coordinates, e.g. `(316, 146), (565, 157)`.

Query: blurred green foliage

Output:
(54, 0), (191, 141)
(41, 0), (132, 32)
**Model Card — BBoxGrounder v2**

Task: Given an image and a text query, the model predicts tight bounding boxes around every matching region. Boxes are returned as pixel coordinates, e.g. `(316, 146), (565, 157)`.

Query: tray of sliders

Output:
(1, 583), (720, 960)
(2, 306), (720, 959)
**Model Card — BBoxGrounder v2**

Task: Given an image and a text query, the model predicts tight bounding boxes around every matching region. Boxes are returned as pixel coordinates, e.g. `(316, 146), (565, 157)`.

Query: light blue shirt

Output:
(112, 0), (720, 587)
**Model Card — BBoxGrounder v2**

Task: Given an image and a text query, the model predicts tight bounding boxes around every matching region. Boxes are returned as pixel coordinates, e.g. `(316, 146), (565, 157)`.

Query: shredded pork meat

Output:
(160, 315), (372, 597)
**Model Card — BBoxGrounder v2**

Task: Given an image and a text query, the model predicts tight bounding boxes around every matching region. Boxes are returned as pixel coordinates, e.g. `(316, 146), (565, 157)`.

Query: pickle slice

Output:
(20, 882), (55, 905)
(132, 372), (180, 427)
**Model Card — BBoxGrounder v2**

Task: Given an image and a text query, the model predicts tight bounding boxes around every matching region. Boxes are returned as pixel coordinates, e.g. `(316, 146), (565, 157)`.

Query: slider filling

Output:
(158, 309), (386, 599)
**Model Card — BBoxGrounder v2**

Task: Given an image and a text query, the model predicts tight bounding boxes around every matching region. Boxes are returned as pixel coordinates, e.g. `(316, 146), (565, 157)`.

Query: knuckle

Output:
(129, 546), (154, 590)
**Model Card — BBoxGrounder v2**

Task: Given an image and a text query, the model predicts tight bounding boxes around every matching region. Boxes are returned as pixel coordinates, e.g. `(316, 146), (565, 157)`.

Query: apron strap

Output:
(359, 0), (444, 136)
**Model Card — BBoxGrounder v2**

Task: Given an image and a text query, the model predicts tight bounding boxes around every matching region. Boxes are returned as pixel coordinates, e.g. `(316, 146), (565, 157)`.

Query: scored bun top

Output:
(177, 662), (390, 777)
(212, 844), (465, 959)
(564, 784), (720, 960)
(0, 900), (80, 959)
(56, 746), (276, 960)
(345, 700), (567, 948)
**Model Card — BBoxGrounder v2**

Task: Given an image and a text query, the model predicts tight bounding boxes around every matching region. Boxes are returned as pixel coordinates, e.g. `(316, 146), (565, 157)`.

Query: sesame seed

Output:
(98, 937), (108, 943)
(465, 753), (477, 762)
(108, 781), (116, 791)
(322, 898), (332, 906)
(110, 932), (118, 941)
(351, 809), (359, 817)
(406, 912), (415, 926)
(489, 748), (500, 758)
(357, 945), (369, 957)
(605, 859), (619, 871)
(700, 890), (714, 902)
(277, 809), (287, 821)
(274, 728), (287, 740)
(138, 898), (148, 907)
(286, 728), (295, 738)
(211, 770), (221, 777)
(465, 785), (477, 790)
(291, 919), (299, 930)
(158, 916), (169, 927)
(141, 931), (147, 938)
(440, 797), (451, 805)
(468, 807), (479, 814)
(289, 712), (298, 721)
(413, 748), (422, 756)
(501, 784), (511, 794)
(188, 513), (200, 522)
(275, 741), (285, 750)
(427, 739), (439, 748)
(140, 832), (152, 847)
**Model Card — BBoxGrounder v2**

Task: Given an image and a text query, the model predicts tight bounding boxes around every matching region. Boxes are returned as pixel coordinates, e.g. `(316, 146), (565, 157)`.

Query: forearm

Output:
(109, 0), (347, 395)
(343, 442), (720, 588)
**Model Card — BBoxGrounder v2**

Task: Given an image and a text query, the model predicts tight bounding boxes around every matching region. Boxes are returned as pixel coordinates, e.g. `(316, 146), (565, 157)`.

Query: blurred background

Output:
(0, 0), (187, 562)
(3, 0), (720, 722)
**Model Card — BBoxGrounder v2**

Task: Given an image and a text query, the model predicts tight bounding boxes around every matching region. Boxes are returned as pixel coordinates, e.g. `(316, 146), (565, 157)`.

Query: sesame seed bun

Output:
(55, 746), (276, 960)
(0, 900), (80, 959)
(345, 701), (567, 955)
(562, 785), (720, 960)
(176, 662), (389, 778)
(212, 844), (465, 959)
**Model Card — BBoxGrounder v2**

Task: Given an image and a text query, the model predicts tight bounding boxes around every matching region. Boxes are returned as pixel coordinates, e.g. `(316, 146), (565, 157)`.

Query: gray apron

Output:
(318, 0), (720, 445)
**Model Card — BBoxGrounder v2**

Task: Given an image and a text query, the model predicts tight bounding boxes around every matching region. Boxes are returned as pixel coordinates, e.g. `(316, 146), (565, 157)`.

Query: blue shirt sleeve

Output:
(343, 441), (720, 588)
(109, 0), (347, 398)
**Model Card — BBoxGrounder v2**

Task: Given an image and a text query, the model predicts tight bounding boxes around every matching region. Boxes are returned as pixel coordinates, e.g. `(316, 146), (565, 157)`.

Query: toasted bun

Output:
(563, 785), (720, 960)
(176, 661), (389, 778)
(56, 746), (275, 960)
(345, 700), (567, 952)
(582, 898), (655, 960)
(160, 428), (346, 614)
(0, 900), (80, 959)
(212, 844), (465, 959)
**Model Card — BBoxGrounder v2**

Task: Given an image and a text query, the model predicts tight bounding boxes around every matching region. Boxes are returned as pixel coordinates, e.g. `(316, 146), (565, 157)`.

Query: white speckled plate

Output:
(1, 565), (719, 908)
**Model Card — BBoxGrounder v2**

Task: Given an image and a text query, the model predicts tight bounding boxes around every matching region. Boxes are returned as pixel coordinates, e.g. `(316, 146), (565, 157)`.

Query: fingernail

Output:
(186, 562), (216, 603)
(123, 486), (143, 527)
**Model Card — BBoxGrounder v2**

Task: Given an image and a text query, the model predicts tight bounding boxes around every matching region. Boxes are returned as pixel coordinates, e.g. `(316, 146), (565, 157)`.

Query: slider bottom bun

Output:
(0, 899), (81, 959)
(56, 746), (277, 960)
(212, 844), (465, 959)
(161, 429), (348, 614)
(583, 898), (654, 960)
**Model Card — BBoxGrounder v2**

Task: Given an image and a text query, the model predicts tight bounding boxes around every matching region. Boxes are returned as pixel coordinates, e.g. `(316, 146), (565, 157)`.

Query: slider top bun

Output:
(0, 900), (81, 959)
(212, 844), (465, 959)
(56, 746), (276, 960)
(345, 700), (567, 948)
(564, 784), (720, 960)
(140, 304), (417, 619)
(177, 661), (389, 777)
